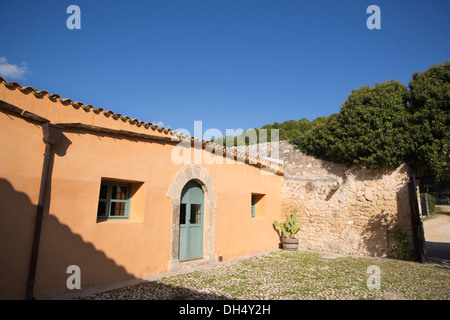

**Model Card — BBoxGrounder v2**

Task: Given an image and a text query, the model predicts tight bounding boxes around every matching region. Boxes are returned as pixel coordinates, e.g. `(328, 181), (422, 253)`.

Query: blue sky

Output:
(1, 0), (449, 138)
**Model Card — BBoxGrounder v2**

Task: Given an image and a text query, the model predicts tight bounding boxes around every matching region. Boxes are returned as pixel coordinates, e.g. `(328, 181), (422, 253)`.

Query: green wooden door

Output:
(179, 180), (204, 261)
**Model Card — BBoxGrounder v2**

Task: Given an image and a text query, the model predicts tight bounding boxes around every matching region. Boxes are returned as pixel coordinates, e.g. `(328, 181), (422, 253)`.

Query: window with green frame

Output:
(97, 180), (131, 221)
(251, 195), (256, 218)
(251, 193), (265, 218)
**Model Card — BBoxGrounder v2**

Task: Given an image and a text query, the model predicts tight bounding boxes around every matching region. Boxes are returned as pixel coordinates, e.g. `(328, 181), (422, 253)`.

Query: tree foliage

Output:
(293, 62), (450, 180)
(406, 62), (450, 181)
(294, 80), (410, 170)
(212, 62), (449, 181)
(211, 117), (328, 146)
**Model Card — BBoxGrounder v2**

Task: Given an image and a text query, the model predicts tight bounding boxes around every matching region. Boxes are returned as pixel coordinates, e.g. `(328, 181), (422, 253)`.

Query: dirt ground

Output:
(423, 205), (450, 266)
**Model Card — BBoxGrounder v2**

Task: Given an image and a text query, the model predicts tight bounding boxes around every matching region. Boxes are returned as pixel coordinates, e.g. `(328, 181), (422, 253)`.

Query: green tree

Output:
(407, 62), (450, 181)
(211, 62), (449, 181)
(294, 80), (410, 170)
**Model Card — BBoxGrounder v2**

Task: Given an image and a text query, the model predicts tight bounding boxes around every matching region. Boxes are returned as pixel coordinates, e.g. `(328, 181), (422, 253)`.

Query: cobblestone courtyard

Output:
(75, 250), (450, 300)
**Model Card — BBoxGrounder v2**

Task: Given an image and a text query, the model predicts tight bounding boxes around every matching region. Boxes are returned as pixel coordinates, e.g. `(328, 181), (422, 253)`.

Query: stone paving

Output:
(50, 249), (450, 300)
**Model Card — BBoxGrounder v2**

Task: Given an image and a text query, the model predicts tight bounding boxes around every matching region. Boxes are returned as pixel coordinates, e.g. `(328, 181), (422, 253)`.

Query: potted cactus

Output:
(273, 208), (302, 250)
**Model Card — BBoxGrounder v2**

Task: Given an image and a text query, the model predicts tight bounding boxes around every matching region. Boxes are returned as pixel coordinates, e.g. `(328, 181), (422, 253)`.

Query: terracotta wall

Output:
(0, 82), (282, 299)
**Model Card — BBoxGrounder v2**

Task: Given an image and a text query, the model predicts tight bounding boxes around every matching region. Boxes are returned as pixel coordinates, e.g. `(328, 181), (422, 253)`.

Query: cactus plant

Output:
(273, 208), (302, 239)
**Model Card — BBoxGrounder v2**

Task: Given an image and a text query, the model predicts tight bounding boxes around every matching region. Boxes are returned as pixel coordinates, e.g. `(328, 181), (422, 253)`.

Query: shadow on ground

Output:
(426, 241), (450, 267)
(77, 280), (233, 300)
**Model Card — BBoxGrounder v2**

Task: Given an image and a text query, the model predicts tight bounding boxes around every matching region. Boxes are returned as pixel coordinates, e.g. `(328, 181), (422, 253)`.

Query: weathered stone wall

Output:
(238, 141), (414, 257)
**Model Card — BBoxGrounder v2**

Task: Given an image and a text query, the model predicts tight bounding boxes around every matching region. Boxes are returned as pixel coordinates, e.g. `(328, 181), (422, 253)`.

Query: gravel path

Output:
(423, 208), (450, 267)
(79, 250), (450, 300)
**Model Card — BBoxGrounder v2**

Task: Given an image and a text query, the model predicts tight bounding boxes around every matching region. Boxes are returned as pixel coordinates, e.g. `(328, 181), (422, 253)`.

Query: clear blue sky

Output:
(1, 0), (449, 138)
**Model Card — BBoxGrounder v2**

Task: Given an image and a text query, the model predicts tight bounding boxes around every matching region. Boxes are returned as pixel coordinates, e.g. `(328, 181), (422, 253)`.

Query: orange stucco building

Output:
(0, 77), (283, 299)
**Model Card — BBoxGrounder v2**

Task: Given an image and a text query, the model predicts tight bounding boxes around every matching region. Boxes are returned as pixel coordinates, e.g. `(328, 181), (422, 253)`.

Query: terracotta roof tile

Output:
(0, 76), (282, 168)
(0, 76), (173, 133)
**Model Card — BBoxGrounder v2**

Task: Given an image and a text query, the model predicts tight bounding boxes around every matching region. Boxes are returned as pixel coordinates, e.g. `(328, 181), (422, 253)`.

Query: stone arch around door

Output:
(166, 164), (218, 271)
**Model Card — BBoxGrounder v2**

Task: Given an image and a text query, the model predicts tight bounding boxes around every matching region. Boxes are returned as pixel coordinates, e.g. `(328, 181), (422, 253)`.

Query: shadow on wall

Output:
(0, 178), (134, 299)
(358, 210), (392, 257)
(318, 160), (414, 258)
(283, 143), (414, 258)
(0, 112), (230, 300)
(358, 182), (414, 258)
(319, 160), (399, 183)
(0, 178), (235, 300)
(0, 178), (236, 300)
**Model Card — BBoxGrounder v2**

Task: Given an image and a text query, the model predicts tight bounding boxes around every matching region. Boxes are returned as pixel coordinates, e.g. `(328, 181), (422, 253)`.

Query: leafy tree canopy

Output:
(406, 62), (450, 181)
(294, 80), (410, 170)
(294, 62), (449, 180)
(211, 117), (328, 146)
(211, 62), (450, 181)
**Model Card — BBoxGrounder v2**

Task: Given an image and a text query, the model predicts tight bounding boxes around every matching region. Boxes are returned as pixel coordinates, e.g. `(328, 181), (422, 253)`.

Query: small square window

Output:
(251, 193), (266, 218)
(97, 180), (131, 221)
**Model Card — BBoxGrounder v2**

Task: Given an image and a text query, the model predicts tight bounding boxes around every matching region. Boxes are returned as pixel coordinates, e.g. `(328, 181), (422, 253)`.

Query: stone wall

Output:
(238, 141), (414, 257)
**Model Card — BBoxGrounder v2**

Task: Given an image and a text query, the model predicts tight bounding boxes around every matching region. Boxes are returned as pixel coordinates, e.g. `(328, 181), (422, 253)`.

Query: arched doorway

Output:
(179, 180), (204, 261)
(166, 164), (218, 271)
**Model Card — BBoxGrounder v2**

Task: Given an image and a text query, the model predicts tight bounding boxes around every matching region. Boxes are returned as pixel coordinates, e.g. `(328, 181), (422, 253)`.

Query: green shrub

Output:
(389, 226), (413, 261)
